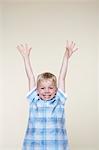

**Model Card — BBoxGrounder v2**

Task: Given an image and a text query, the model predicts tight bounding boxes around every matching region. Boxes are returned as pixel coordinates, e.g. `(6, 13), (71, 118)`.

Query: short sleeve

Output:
(56, 88), (68, 105)
(26, 87), (39, 104)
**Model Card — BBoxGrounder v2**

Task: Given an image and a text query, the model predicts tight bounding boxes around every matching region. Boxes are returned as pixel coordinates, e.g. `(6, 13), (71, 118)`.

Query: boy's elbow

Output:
(58, 76), (65, 82)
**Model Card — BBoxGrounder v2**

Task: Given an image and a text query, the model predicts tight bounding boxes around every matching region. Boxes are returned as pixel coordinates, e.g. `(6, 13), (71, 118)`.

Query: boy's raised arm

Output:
(58, 41), (78, 92)
(17, 44), (36, 91)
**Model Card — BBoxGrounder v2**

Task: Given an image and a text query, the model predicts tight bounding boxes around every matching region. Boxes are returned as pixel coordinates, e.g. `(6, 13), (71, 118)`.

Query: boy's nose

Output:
(45, 88), (49, 93)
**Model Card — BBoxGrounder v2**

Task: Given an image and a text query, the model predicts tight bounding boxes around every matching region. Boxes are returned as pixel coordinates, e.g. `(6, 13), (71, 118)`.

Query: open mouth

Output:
(43, 95), (51, 98)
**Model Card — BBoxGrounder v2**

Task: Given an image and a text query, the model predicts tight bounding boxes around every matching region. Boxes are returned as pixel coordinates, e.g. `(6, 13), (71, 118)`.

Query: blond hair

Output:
(37, 72), (57, 87)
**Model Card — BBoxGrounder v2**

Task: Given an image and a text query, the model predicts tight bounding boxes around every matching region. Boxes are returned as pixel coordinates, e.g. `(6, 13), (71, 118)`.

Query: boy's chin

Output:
(41, 96), (54, 101)
(42, 97), (52, 101)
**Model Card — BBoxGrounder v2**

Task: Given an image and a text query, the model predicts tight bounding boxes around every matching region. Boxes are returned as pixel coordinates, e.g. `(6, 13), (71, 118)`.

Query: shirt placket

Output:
(43, 101), (47, 150)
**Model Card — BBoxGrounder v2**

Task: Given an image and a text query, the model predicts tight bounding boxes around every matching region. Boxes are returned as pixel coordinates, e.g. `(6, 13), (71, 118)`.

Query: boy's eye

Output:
(41, 87), (44, 89)
(49, 87), (53, 89)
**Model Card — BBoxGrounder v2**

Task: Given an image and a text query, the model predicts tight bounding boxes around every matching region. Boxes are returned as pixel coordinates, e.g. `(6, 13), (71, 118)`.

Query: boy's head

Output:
(37, 72), (57, 100)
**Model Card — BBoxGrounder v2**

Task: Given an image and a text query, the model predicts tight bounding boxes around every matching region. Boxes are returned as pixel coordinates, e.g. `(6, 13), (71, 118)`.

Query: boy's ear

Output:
(36, 88), (39, 94)
(56, 87), (58, 92)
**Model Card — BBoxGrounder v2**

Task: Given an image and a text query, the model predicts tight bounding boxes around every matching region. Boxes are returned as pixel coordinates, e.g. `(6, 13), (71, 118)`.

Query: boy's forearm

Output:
(23, 56), (36, 90)
(59, 54), (68, 80)
(58, 53), (68, 92)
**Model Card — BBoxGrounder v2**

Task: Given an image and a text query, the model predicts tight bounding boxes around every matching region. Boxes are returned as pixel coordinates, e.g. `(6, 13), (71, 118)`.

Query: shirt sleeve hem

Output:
(26, 87), (37, 98)
(58, 88), (68, 99)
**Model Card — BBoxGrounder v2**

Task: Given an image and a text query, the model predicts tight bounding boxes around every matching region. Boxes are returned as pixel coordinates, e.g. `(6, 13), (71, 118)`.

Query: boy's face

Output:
(37, 79), (57, 100)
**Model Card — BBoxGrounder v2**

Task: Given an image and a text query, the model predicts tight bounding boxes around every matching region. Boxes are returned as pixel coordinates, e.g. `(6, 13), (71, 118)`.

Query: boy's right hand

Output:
(17, 44), (32, 58)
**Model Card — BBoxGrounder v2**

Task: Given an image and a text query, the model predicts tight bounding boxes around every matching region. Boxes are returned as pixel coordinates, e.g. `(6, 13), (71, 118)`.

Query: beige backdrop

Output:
(0, 0), (98, 150)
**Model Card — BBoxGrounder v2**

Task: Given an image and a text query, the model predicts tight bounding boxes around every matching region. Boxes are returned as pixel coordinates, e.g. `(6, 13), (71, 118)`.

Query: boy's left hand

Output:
(65, 41), (78, 59)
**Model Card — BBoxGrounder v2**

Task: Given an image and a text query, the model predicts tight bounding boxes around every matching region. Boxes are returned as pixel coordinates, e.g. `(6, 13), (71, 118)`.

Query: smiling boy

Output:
(17, 41), (78, 150)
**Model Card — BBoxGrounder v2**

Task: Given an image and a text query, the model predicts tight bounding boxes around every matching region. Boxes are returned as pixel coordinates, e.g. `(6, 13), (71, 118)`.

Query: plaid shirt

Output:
(22, 88), (69, 150)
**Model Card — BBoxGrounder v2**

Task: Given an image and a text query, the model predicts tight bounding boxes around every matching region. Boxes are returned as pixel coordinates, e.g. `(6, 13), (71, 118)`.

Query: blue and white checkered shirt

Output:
(22, 88), (69, 150)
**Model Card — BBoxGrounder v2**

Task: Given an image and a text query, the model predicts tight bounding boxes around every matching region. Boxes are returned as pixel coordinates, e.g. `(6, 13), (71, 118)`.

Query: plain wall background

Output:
(0, 0), (98, 150)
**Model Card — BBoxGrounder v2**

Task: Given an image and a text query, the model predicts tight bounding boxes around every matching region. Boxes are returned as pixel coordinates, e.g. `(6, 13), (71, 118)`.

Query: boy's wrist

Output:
(64, 52), (69, 60)
(23, 55), (30, 60)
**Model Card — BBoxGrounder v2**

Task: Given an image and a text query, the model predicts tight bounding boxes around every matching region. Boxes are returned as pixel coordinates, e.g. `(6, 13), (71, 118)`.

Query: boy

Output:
(17, 41), (78, 150)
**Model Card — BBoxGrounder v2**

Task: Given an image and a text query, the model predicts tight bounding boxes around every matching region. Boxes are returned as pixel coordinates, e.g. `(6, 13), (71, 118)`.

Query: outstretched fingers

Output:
(66, 40), (78, 58)
(16, 43), (32, 57)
